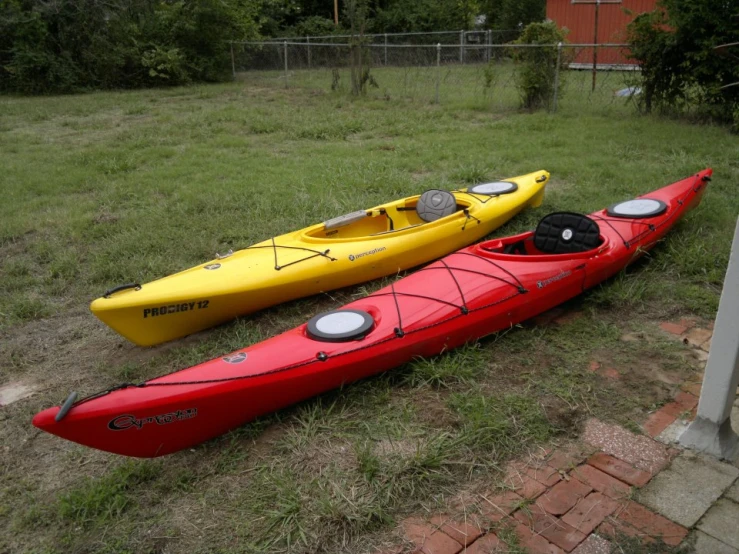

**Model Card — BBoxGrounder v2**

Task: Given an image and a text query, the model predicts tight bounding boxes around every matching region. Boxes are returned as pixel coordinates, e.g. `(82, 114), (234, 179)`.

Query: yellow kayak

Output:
(91, 170), (549, 345)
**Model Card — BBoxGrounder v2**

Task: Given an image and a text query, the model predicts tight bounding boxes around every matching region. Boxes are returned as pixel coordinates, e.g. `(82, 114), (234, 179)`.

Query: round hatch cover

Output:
(468, 181), (518, 195)
(606, 198), (667, 218)
(306, 309), (375, 342)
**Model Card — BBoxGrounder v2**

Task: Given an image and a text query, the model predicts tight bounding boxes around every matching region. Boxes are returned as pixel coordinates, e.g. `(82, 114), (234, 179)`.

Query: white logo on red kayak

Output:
(536, 270), (572, 289)
(223, 352), (247, 364)
(348, 246), (386, 262)
(108, 408), (197, 431)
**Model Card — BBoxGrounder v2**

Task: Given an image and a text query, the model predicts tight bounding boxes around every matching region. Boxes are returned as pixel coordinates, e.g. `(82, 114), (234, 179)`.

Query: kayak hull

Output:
(91, 172), (549, 346)
(34, 170), (712, 457)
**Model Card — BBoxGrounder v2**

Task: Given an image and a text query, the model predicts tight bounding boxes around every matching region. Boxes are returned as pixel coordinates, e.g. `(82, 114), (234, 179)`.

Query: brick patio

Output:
(386, 322), (739, 553)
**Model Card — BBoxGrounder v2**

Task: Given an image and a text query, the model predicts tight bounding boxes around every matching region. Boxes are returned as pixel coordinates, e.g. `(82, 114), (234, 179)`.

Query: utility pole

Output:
(334, 0), (339, 25)
(592, 0), (600, 92)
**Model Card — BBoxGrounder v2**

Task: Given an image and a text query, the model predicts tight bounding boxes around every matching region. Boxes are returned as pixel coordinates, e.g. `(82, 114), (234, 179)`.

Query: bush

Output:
(511, 21), (568, 111)
(627, 0), (739, 129)
(0, 0), (261, 94)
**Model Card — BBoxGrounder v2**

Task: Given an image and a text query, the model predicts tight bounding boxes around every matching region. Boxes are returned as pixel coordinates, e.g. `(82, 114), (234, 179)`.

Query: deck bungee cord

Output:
(35, 170), (712, 456)
(244, 238), (338, 271)
(590, 173), (708, 248)
(55, 172), (710, 419)
(62, 251), (532, 412)
(87, 171), (550, 347)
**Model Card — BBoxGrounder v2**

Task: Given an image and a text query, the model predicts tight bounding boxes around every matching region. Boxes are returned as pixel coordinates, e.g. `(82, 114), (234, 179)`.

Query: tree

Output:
(628, 0), (739, 130)
(0, 0), (263, 93)
(482, 0), (545, 31)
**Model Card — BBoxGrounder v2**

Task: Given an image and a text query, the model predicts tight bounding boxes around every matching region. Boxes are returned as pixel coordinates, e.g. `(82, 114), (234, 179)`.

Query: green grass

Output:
(1, 76), (738, 553)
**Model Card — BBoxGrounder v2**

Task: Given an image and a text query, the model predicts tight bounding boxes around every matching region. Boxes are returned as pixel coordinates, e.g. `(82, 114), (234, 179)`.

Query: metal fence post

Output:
(680, 217), (739, 461)
(459, 30), (464, 63)
(384, 33), (388, 66)
(283, 41), (288, 88)
(552, 42), (562, 112)
(435, 43), (441, 104)
(486, 30), (491, 63)
(307, 36), (311, 69)
(230, 42), (236, 78)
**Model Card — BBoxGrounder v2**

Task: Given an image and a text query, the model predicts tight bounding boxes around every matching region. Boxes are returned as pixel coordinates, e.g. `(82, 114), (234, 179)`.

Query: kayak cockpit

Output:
(480, 212), (608, 259)
(304, 191), (475, 240)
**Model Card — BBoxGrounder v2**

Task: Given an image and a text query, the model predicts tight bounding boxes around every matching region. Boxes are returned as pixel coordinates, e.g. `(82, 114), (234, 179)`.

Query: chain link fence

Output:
(262, 29), (521, 46)
(231, 41), (641, 114)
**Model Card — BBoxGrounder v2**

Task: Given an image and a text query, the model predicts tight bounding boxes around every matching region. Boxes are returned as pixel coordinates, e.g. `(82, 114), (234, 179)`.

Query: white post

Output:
(552, 42), (563, 112)
(283, 40), (288, 88)
(679, 218), (739, 461)
(230, 42), (236, 78)
(435, 43), (441, 104)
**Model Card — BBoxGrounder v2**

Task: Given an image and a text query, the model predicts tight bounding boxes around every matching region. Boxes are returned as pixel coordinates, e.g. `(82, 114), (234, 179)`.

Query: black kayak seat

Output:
(533, 212), (601, 254)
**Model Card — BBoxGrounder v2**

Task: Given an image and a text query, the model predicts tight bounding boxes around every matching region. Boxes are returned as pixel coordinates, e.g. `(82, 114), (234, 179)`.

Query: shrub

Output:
(511, 21), (568, 111)
(627, 0), (739, 129)
(0, 0), (261, 94)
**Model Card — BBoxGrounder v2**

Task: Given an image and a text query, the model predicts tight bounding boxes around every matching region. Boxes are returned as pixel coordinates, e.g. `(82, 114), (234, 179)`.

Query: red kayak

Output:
(33, 170), (712, 457)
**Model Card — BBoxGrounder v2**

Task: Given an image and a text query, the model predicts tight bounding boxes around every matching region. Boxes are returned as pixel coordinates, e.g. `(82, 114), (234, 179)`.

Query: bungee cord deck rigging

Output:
(34, 170), (712, 458)
(89, 171), (549, 346)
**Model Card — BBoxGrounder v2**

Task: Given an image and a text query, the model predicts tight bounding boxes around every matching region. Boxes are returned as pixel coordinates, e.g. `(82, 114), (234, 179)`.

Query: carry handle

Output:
(55, 391), (78, 422)
(103, 283), (141, 298)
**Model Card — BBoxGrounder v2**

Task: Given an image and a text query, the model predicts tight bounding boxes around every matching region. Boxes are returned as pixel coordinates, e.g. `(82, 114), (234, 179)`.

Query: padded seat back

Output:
(416, 190), (456, 222)
(534, 212), (601, 254)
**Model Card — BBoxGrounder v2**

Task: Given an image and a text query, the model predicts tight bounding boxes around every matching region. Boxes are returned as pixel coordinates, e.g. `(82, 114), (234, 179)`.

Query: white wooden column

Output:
(680, 218), (739, 460)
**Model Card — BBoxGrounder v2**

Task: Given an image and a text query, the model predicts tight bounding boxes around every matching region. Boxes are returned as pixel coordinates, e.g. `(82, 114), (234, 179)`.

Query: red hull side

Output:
(33, 170), (712, 457)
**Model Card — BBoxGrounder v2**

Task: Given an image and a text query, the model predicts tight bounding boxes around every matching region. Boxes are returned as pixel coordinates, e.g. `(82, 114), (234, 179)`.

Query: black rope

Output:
(252, 239), (336, 271)
(271, 237), (279, 269)
(372, 291), (465, 311)
(440, 259), (468, 314)
(416, 264), (522, 293)
(66, 176), (707, 400)
(380, 208), (394, 230)
(72, 382), (143, 407)
(68, 286), (527, 395)
(450, 190), (495, 204)
(589, 173), (704, 248)
(589, 215), (630, 248)
(461, 209), (482, 231)
(390, 282), (405, 337)
(451, 251), (528, 293)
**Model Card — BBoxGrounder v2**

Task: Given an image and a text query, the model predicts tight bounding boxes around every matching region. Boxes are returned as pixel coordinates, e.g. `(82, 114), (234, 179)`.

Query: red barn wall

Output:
(546, 0), (657, 66)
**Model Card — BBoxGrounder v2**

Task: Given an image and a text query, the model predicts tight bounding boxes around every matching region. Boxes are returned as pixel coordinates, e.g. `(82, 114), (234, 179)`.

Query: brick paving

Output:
(396, 432), (691, 554)
(390, 323), (739, 553)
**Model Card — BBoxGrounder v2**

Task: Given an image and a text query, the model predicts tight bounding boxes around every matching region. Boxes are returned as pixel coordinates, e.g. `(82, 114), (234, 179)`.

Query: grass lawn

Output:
(1, 75), (738, 554)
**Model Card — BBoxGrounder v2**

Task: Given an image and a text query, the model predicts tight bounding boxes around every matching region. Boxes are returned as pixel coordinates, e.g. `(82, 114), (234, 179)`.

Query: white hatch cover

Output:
(468, 181), (518, 195)
(606, 198), (667, 218)
(306, 309), (375, 342)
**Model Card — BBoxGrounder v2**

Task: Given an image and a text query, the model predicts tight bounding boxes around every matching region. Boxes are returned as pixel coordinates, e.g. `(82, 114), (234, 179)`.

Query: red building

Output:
(546, 0), (657, 67)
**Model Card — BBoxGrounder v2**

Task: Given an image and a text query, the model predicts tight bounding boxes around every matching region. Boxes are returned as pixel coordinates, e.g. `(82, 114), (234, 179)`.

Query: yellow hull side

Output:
(91, 170), (549, 345)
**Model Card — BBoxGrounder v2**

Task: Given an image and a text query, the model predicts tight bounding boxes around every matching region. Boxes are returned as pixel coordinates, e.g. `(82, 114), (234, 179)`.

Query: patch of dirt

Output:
(375, 437), (426, 459)
(92, 211), (119, 225)
(540, 395), (584, 436)
(293, 436), (357, 474)
(411, 390), (456, 429)
(0, 382), (39, 406)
